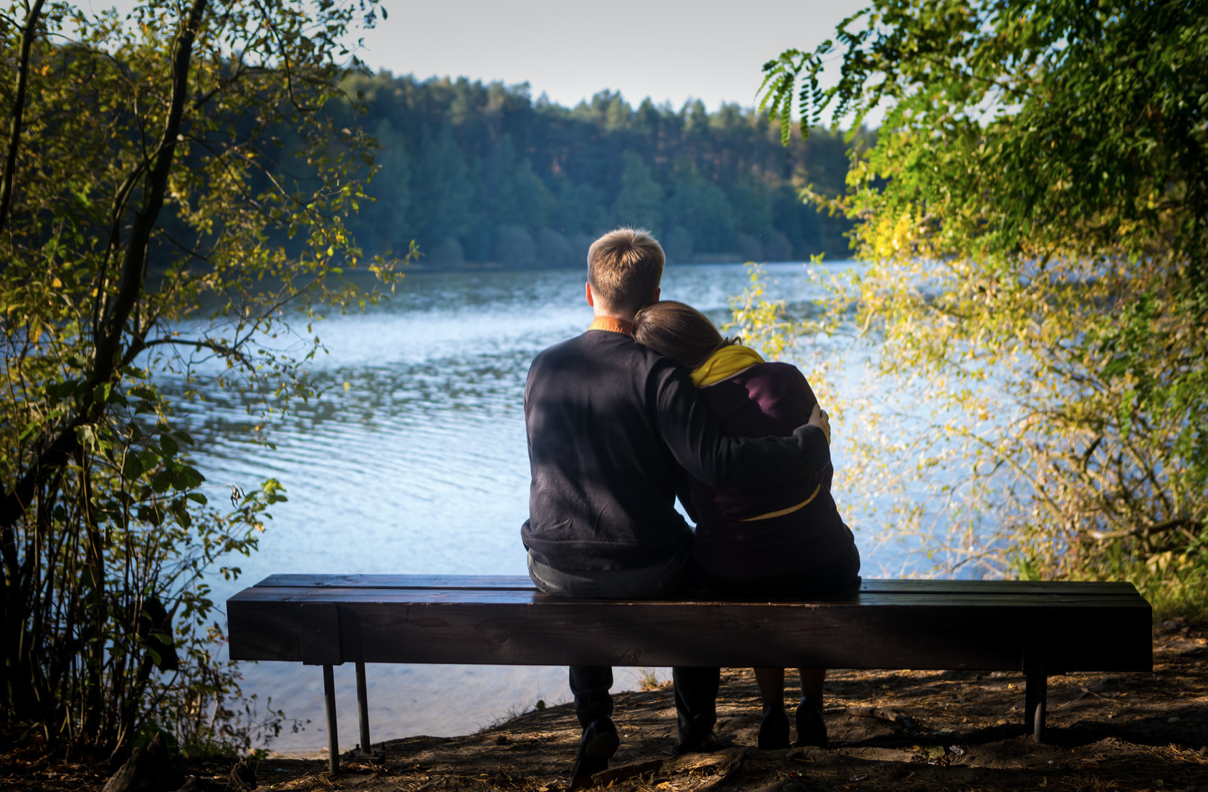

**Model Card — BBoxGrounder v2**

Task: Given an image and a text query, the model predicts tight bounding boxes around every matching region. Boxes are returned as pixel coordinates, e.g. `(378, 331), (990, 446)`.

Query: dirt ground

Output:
(4, 620), (1206, 792)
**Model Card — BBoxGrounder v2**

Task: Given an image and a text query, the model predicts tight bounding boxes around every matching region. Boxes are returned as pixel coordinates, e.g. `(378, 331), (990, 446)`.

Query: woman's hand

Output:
(809, 403), (831, 446)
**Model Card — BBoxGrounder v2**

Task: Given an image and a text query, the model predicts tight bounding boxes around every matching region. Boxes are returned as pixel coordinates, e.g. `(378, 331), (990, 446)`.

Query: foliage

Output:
(0, 0), (399, 756)
(340, 73), (868, 266)
(725, 264), (798, 362)
(759, 0), (1208, 615)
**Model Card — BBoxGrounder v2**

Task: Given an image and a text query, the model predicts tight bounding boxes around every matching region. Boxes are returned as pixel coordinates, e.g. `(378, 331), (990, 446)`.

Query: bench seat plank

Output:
(251, 574), (1142, 596)
(230, 586), (1149, 608)
(227, 578), (1151, 673)
(254, 574), (539, 590)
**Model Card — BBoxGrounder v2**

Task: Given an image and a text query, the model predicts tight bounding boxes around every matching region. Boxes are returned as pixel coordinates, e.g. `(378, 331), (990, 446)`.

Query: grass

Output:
(1131, 562), (1208, 624)
(636, 668), (669, 691)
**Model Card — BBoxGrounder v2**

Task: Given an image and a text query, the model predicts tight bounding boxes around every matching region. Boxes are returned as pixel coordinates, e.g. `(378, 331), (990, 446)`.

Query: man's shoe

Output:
(673, 728), (719, 755)
(581, 717), (620, 758)
(794, 695), (828, 749)
(569, 718), (619, 789)
(569, 754), (606, 790)
(758, 707), (791, 749)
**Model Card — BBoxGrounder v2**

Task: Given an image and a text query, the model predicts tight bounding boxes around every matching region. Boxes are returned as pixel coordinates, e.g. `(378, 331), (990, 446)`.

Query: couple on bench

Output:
(520, 228), (861, 786)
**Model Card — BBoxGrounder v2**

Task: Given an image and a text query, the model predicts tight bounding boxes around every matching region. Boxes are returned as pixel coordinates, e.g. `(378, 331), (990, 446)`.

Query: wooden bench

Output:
(227, 574), (1152, 772)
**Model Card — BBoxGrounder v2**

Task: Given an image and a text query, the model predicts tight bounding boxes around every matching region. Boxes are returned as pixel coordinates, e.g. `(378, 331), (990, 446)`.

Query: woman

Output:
(632, 301), (860, 750)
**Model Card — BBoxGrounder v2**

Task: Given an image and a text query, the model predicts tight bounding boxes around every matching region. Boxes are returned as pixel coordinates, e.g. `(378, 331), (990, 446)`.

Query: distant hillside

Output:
(340, 72), (865, 269)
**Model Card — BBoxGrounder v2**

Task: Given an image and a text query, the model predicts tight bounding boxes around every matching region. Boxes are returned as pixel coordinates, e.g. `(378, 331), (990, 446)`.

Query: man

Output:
(521, 228), (831, 787)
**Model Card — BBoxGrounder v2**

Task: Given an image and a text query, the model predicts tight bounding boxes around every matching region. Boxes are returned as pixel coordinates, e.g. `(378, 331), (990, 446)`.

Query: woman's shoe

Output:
(758, 707), (791, 749)
(794, 695), (828, 748)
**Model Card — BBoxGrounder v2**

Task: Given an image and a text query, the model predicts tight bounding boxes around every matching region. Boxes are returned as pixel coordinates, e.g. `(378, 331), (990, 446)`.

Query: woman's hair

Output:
(632, 301), (739, 370)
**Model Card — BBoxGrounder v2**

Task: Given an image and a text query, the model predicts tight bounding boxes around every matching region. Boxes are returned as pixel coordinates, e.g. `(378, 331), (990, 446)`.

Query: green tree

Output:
(359, 118), (413, 258)
(493, 223), (536, 268)
(0, 0), (399, 754)
(611, 151), (664, 233)
(535, 227), (575, 268)
(489, 135), (553, 230)
(411, 122), (474, 249)
(550, 178), (604, 237)
(666, 168), (735, 253)
(760, 0), (1208, 611)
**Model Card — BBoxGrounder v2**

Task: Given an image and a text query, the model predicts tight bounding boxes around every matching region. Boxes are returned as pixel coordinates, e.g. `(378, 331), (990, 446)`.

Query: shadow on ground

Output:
(3, 621), (1206, 792)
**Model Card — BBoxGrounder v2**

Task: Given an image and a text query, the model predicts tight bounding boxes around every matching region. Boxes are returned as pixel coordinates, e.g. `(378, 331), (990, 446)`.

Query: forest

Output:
(337, 71), (862, 268)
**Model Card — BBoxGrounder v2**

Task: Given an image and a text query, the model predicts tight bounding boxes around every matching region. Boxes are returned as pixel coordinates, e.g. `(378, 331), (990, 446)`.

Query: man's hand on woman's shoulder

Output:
(808, 403), (831, 446)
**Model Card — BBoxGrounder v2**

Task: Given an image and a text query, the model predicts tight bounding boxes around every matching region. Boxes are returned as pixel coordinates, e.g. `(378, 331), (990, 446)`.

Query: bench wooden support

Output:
(229, 575), (1152, 774)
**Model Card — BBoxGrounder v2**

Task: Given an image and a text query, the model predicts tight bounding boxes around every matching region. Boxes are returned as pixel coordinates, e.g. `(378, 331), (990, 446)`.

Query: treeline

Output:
(339, 72), (862, 268)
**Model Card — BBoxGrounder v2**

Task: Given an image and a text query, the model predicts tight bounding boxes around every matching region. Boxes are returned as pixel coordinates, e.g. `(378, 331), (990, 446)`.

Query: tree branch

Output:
(0, 0), (47, 235)
(252, 0), (319, 113)
(1087, 517), (1204, 542)
(94, 0), (207, 381)
(126, 335), (254, 372)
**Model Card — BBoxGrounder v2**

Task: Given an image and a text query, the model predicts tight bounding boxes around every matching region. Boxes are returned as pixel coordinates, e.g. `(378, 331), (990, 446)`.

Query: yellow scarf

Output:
(691, 344), (765, 387)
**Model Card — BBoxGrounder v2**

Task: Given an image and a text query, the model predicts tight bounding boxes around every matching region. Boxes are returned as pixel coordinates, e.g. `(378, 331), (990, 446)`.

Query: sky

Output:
(85, 0), (874, 116)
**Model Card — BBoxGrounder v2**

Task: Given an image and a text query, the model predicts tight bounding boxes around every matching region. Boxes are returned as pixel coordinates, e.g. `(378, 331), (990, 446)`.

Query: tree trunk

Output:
(0, 0), (46, 234)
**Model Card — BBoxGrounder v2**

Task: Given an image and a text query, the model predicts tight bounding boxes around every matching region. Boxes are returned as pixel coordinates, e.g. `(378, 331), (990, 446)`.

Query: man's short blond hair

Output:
(587, 228), (665, 314)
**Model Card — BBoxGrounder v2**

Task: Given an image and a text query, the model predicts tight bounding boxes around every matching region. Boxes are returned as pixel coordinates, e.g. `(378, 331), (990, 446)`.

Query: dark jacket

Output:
(521, 329), (829, 571)
(683, 362), (854, 578)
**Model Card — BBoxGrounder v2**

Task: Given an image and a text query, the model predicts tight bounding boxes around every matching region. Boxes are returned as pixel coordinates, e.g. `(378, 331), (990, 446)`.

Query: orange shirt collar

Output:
(588, 316), (634, 336)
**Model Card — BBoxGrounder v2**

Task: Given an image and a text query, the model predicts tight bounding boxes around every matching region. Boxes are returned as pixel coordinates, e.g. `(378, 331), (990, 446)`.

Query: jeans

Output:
(526, 543), (696, 599)
(528, 547), (720, 739)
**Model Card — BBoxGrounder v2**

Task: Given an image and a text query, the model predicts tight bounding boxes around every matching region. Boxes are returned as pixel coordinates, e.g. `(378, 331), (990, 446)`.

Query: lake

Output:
(182, 259), (911, 753)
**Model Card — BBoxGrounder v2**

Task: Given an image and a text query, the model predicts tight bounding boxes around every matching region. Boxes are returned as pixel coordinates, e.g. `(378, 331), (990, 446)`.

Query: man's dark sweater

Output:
(522, 326), (831, 572)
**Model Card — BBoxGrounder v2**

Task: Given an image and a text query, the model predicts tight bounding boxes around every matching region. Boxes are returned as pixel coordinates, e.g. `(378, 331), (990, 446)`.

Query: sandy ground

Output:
(4, 620), (1207, 792)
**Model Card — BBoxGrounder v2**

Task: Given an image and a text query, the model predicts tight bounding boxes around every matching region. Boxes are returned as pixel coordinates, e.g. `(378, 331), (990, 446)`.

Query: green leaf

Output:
(151, 470), (173, 494)
(122, 453), (143, 480)
(160, 434), (178, 457)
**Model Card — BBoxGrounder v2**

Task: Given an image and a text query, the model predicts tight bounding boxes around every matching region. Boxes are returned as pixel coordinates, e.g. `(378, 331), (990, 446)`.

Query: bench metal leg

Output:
(1025, 673), (1047, 743)
(323, 665), (340, 774)
(355, 661), (380, 758)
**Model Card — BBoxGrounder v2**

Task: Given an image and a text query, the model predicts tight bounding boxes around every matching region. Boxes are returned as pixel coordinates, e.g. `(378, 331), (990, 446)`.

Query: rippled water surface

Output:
(183, 261), (867, 751)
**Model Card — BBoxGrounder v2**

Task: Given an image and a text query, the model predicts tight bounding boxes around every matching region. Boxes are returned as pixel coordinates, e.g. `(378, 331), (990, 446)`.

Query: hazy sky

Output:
(348, 0), (873, 112)
(86, 0), (873, 115)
